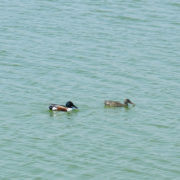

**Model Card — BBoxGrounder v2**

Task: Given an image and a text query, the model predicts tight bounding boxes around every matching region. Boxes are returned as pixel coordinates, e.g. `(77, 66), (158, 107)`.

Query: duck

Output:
(49, 101), (78, 112)
(104, 99), (135, 107)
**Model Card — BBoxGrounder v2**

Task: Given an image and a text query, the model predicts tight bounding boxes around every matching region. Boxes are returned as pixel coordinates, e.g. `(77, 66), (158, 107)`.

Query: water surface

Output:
(0, 0), (180, 179)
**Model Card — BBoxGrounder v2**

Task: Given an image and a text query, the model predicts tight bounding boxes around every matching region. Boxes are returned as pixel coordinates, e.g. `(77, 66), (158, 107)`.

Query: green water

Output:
(0, 0), (180, 179)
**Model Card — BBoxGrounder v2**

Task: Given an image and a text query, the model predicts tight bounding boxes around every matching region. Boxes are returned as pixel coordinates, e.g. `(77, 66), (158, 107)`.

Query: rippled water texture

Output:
(0, 0), (180, 179)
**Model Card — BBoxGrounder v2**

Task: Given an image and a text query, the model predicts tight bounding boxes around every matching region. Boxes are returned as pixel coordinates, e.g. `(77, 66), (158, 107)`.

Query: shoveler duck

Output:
(104, 99), (135, 107)
(49, 101), (78, 112)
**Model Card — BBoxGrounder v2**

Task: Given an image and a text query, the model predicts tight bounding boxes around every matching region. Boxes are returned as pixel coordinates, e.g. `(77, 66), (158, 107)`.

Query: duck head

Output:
(124, 99), (135, 106)
(66, 101), (78, 109)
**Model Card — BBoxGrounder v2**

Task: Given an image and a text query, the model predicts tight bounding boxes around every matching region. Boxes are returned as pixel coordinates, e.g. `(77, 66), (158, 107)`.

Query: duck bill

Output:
(72, 105), (78, 109)
(130, 102), (135, 106)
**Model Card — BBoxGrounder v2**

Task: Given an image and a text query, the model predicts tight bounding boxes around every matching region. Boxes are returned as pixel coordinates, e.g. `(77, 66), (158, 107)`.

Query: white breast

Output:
(67, 108), (72, 112)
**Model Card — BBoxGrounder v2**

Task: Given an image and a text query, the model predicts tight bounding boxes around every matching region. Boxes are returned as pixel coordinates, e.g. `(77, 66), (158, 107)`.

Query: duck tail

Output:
(49, 105), (53, 110)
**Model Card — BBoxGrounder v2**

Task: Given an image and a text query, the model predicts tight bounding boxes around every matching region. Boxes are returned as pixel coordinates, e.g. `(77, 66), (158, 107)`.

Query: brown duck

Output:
(104, 99), (135, 107)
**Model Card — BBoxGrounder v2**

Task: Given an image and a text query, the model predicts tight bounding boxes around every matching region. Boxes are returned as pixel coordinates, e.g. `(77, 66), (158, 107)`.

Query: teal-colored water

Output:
(0, 0), (180, 179)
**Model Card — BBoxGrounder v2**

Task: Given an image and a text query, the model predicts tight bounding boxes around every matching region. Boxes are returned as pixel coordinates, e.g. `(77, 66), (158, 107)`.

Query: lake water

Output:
(0, 0), (180, 179)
